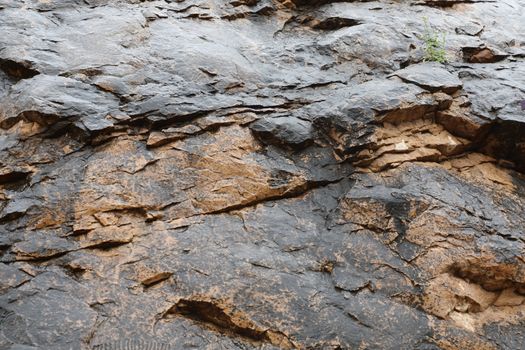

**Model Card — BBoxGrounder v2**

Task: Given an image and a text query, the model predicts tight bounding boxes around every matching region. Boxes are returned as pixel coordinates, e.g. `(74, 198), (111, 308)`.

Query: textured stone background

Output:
(0, 0), (524, 349)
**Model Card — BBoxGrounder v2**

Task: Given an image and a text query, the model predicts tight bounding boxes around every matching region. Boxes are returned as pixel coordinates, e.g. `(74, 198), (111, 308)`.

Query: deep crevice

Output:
(196, 177), (345, 217)
(0, 59), (40, 80)
(472, 119), (525, 174)
(166, 299), (267, 341)
(0, 171), (32, 191)
(448, 261), (525, 294)
(84, 240), (131, 251)
(312, 17), (362, 31)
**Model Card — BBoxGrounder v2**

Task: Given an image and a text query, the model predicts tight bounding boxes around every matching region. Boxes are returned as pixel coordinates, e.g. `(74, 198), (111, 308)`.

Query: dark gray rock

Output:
(313, 79), (437, 158)
(0, 75), (120, 131)
(392, 62), (463, 94)
(249, 116), (314, 149)
(0, 0), (524, 349)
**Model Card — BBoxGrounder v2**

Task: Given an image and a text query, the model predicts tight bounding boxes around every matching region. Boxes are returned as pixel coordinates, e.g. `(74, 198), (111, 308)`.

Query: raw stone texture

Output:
(0, 0), (524, 349)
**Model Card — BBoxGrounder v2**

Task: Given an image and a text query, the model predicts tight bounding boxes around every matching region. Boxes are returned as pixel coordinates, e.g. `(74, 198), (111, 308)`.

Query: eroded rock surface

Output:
(0, 0), (524, 349)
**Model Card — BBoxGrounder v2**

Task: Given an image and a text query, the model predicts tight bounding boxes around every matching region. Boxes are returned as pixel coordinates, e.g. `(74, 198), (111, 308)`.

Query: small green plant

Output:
(421, 17), (447, 63)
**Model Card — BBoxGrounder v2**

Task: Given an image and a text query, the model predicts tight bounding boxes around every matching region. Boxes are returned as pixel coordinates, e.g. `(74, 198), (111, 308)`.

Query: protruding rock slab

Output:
(392, 62), (463, 94)
(249, 116), (313, 149)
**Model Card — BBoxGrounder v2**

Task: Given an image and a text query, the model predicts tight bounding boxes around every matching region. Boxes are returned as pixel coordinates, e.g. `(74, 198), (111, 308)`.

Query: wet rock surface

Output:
(0, 0), (524, 349)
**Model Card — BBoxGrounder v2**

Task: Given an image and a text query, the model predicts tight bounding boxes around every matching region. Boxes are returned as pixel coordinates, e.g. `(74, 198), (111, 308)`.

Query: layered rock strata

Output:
(0, 0), (524, 349)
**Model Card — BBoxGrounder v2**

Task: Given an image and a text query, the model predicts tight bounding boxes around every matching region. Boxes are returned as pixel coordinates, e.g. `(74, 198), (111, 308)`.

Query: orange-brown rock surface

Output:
(0, 0), (524, 349)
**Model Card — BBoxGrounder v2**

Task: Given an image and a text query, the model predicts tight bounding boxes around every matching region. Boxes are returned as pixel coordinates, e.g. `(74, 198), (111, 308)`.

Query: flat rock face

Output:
(0, 0), (524, 349)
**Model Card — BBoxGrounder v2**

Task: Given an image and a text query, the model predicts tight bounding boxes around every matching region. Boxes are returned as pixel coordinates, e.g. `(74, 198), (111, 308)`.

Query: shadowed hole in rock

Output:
(0, 170), (32, 191)
(0, 211), (26, 224)
(475, 119), (525, 174)
(0, 244), (10, 257)
(421, 0), (495, 8)
(84, 240), (131, 251)
(161, 299), (297, 347)
(448, 261), (525, 294)
(399, 60), (412, 69)
(0, 170), (31, 185)
(0, 59), (39, 80)
(462, 47), (507, 63)
(165, 299), (268, 341)
(312, 17), (362, 31)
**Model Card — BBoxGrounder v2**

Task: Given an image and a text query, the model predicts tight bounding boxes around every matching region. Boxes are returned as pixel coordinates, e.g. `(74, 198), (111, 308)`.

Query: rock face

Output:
(0, 0), (524, 349)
